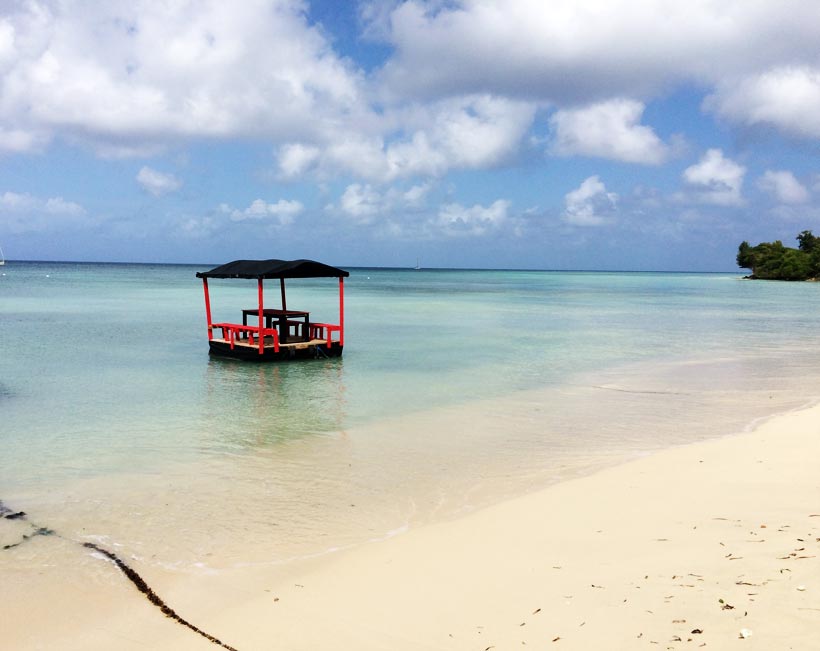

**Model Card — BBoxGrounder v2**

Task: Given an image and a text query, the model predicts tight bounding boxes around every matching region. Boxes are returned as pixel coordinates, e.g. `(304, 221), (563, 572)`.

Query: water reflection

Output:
(202, 357), (348, 449)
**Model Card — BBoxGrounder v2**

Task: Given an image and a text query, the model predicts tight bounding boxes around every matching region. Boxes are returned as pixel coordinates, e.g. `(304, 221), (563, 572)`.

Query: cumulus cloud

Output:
(222, 198), (303, 225)
(757, 170), (809, 204)
(0, 127), (48, 153)
(176, 215), (220, 239)
(0, 191), (84, 215)
(402, 181), (431, 207)
(705, 66), (820, 139)
(376, 0), (820, 104)
(339, 183), (382, 222)
(277, 95), (535, 182)
(682, 149), (746, 206)
(362, 0), (820, 149)
(331, 182), (515, 239)
(563, 176), (617, 226)
(336, 181), (433, 224)
(549, 99), (668, 164)
(2, 0), (819, 195)
(277, 143), (321, 180)
(136, 166), (182, 197)
(0, 0), (364, 154)
(0, 190), (87, 233)
(437, 199), (510, 236)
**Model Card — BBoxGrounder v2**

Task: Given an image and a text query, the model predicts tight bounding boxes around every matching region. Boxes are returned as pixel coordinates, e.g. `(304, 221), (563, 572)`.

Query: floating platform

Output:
(207, 336), (343, 361)
(196, 259), (349, 363)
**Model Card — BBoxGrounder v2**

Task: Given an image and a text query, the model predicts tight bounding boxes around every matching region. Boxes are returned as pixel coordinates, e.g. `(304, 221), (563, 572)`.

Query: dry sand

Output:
(8, 403), (820, 650)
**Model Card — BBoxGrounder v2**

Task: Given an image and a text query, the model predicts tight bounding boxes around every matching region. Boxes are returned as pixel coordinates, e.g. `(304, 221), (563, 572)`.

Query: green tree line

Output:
(737, 231), (820, 280)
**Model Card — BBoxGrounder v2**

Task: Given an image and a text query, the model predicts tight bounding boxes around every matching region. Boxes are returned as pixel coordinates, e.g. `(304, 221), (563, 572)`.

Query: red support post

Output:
(202, 278), (213, 341)
(257, 278), (265, 355)
(339, 277), (345, 347)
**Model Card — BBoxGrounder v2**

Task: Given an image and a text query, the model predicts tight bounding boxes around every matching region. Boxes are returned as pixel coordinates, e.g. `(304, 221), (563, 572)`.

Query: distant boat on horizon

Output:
(0, 244), (5, 266)
(414, 258), (421, 270)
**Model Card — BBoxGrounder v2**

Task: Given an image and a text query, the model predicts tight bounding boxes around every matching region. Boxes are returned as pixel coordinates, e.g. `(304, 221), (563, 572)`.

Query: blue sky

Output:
(2, 0), (820, 270)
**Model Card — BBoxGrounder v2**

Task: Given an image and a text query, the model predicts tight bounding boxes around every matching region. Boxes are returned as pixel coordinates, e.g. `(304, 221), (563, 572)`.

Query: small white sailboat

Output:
(0, 244), (5, 266)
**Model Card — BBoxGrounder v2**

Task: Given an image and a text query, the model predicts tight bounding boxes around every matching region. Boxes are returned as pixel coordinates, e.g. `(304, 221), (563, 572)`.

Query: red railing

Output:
(211, 323), (279, 353)
(211, 321), (342, 353)
(308, 322), (342, 347)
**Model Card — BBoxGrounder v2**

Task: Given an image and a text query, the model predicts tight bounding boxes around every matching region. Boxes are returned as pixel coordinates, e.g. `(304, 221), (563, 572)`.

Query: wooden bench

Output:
(211, 322), (280, 352)
(308, 322), (342, 347)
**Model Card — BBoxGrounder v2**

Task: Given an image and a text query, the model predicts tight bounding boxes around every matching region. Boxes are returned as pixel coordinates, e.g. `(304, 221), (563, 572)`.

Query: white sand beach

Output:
(4, 397), (818, 651)
(184, 403), (818, 651)
(19, 400), (812, 651)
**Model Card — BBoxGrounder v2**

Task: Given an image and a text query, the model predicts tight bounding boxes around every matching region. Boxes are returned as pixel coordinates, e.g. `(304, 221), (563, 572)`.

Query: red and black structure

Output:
(196, 259), (349, 361)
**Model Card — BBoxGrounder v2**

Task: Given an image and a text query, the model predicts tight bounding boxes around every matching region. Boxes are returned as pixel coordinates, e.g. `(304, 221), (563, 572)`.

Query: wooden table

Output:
(242, 308), (309, 343)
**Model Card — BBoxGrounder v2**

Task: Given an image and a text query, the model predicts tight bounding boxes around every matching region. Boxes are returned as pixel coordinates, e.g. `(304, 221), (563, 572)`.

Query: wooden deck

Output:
(211, 336), (328, 350)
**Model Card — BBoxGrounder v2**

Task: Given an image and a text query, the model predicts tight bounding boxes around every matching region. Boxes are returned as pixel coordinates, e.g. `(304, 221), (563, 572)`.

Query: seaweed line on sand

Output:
(1, 500), (239, 651)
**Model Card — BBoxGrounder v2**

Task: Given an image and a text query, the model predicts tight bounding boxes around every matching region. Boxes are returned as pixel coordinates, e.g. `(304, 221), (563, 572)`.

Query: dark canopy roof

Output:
(196, 259), (349, 280)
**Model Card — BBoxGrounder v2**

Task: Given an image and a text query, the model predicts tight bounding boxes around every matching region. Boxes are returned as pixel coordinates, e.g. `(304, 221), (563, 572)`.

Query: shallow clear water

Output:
(2, 263), (820, 575)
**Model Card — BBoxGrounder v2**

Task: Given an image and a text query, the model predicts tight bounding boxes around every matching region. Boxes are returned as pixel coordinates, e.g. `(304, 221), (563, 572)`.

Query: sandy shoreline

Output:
(7, 402), (820, 650)
(151, 402), (819, 651)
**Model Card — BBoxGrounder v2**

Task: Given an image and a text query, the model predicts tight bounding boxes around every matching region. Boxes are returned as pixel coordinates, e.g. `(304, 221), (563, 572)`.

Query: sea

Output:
(2, 261), (820, 634)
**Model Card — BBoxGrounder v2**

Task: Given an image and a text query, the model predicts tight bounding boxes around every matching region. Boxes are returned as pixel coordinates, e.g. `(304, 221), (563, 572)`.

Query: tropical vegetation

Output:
(736, 231), (820, 280)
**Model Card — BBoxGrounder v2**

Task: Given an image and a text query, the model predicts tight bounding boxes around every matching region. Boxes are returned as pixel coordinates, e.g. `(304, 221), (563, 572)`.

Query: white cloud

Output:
(377, 0), (820, 105)
(43, 196), (85, 215)
(0, 127), (48, 153)
(705, 66), (820, 139)
(757, 170), (809, 204)
(332, 183), (518, 239)
(0, 191), (84, 215)
(0, 191), (35, 212)
(339, 184), (382, 222)
(402, 181), (431, 207)
(437, 199), (510, 236)
(277, 143), (321, 180)
(0, 190), (87, 233)
(224, 198), (304, 225)
(136, 166), (182, 197)
(336, 181), (434, 224)
(277, 95), (535, 182)
(176, 215), (219, 239)
(381, 96), (535, 179)
(365, 1), (820, 148)
(682, 149), (746, 206)
(0, 0), (364, 154)
(563, 176), (617, 226)
(549, 99), (668, 164)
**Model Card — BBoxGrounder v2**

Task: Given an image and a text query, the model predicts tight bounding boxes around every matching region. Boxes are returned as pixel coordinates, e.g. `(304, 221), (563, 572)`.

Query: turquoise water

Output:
(2, 262), (820, 575)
